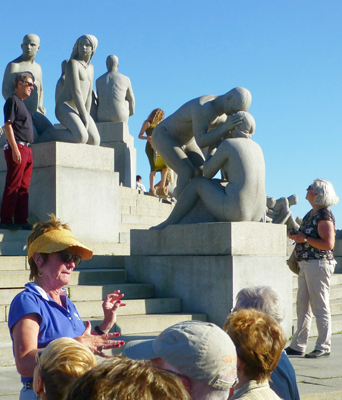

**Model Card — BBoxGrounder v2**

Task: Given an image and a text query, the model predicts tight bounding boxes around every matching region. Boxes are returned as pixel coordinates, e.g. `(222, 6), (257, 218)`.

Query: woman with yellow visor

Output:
(8, 215), (126, 400)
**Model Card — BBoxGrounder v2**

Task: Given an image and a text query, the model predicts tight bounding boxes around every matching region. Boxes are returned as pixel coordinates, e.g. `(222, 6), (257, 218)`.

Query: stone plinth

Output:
(0, 142), (120, 246)
(126, 222), (293, 336)
(97, 122), (136, 188)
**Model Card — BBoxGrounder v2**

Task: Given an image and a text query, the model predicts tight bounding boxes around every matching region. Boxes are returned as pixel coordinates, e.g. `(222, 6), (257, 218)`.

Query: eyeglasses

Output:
(22, 81), (34, 88)
(58, 250), (82, 266)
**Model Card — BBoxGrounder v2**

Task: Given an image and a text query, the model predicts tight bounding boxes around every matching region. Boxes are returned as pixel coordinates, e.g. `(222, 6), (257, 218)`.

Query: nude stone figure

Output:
(153, 111), (266, 229)
(151, 87), (251, 198)
(96, 55), (135, 123)
(38, 35), (100, 145)
(2, 34), (53, 136)
(266, 195), (300, 231)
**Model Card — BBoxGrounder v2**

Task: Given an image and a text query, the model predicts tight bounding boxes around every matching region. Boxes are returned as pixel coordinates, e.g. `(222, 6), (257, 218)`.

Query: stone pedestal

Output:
(0, 142), (120, 247)
(97, 122), (136, 188)
(126, 222), (293, 336)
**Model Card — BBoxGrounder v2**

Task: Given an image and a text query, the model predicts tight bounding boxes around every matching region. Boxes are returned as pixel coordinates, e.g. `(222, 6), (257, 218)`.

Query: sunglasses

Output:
(58, 250), (82, 266)
(22, 80), (34, 88)
(307, 185), (314, 191)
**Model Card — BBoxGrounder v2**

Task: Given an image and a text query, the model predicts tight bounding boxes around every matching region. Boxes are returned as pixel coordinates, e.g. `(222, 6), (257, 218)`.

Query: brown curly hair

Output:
(146, 108), (164, 125)
(223, 309), (286, 383)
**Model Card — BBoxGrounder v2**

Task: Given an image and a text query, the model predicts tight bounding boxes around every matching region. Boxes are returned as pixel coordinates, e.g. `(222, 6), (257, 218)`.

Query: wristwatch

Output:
(304, 237), (308, 243)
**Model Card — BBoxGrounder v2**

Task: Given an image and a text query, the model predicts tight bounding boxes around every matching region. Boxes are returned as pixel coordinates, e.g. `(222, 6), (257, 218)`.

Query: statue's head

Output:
(224, 87), (252, 114)
(106, 55), (119, 71)
(267, 196), (276, 209)
(21, 34), (40, 58)
(231, 111), (255, 138)
(70, 35), (98, 63)
(288, 194), (298, 206)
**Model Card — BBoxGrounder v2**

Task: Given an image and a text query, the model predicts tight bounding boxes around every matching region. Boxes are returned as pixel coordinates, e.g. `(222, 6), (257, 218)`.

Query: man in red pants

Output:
(1, 72), (34, 230)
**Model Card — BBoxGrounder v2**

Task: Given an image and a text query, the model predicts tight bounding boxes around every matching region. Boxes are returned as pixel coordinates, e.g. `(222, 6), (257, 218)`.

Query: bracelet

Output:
(94, 325), (105, 335)
(304, 237), (308, 243)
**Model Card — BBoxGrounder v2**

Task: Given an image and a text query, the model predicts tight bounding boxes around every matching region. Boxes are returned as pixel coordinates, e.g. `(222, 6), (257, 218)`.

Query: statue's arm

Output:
(126, 79), (135, 116)
(85, 66), (94, 113)
(2, 64), (14, 100)
(68, 60), (88, 126)
(203, 141), (229, 179)
(37, 67), (46, 115)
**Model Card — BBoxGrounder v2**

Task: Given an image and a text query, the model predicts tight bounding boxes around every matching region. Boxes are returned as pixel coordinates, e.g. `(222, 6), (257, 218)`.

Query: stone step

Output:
(120, 205), (171, 218)
(73, 298), (181, 318)
(292, 285), (342, 303)
(119, 232), (130, 244)
(119, 187), (142, 199)
(292, 298), (342, 317)
(292, 314), (342, 337)
(0, 257), (28, 271)
(0, 269), (127, 289)
(0, 343), (15, 366)
(292, 273), (342, 290)
(121, 213), (168, 225)
(120, 223), (152, 232)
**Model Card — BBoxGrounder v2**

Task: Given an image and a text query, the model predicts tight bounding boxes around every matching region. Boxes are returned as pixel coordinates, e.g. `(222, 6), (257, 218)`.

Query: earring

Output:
(38, 271), (43, 277)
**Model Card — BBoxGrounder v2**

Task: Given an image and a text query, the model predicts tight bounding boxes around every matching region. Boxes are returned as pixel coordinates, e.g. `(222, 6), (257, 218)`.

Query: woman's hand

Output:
(99, 290), (126, 333)
(75, 321), (125, 358)
(289, 231), (306, 243)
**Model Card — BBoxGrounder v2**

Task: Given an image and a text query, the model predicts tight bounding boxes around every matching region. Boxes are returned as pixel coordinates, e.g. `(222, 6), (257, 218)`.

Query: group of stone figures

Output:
(2, 34), (135, 146)
(2, 33), (298, 228)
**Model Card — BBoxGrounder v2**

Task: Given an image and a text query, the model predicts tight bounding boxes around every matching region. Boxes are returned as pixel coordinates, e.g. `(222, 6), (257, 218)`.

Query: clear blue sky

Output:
(1, 0), (342, 226)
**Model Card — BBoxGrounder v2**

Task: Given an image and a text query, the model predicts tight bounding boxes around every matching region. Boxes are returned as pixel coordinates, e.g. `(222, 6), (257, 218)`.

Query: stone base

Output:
(0, 142), (119, 245)
(97, 122), (136, 188)
(126, 222), (293, 336)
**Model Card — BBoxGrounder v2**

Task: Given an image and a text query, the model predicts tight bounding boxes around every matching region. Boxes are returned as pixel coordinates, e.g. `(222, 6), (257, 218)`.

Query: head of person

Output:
(288, 194), (298, 207)
(266, 197), (276, 210)
(106, 55), (119, 71)
(218, 87), (251, 115)
(306, 178), (339, 208)
(64, 355), (190, 400)
(147, 108), (164, 125)
(21, 34), (40, 58)
(33, 337), (97, 400)
(27, 214), (93, 285)
(232, 286), (285, 324)
(14, 72), (35, 99)
(70, 35), (98, 63)
(224, 309), (286, 384)
(124, 321), (237, 400)
(230, 111), (255, 139)
(136, 175), (142, 182)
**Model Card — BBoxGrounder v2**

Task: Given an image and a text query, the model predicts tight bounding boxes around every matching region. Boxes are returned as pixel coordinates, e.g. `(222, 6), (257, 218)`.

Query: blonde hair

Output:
(37, 338), (97, 400)
(223, 309), (286, 383)
(27, 214), (71, 280)
(146, 108), (164, 125)
(65, 355), (190, 400)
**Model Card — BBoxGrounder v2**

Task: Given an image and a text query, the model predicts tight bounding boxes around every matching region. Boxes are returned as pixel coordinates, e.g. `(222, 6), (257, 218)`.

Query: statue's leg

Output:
(87, 117), (101, 146)
(55, 104), (89, 143)
(184, 139), (205, 176)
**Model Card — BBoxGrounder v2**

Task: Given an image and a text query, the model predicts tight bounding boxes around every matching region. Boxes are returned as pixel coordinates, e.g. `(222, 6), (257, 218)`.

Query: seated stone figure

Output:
(266, 195), (300, 232)
(152, 87), (251, 198)
(38, 35), (100, 145)
(2, 34), (53, 137)
(96, 55), (135, 123)
(153, 111), (265, 229)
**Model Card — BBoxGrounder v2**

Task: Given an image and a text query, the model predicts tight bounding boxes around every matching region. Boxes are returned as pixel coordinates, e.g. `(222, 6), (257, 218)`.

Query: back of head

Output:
(64, 355), (190, 400)
(37, 338), (97, 400)
(147, 108), (164, 124)
(234, 286), (285, 323)
(311, 178), (339, 207)
(227, 87), (252, 113)
(106, 55), (119, 71)
(223, 309), (286, 383)
(231, 111), (255, 138)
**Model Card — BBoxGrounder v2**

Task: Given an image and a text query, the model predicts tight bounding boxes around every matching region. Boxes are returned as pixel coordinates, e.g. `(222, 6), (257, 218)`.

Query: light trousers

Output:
(291, 259), (336, 352)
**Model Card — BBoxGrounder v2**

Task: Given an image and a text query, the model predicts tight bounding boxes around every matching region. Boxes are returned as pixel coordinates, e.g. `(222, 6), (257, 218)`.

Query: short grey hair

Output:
(311, 178), (339, 207)
(233, 286), (285, 323)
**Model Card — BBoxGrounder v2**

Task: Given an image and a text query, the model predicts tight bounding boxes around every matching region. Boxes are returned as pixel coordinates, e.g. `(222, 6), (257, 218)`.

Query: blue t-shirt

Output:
(8, 283), (86, 383)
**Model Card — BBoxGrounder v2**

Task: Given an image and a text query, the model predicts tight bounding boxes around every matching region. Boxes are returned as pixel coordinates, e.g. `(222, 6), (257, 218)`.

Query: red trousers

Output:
(1, 144), (33, 224)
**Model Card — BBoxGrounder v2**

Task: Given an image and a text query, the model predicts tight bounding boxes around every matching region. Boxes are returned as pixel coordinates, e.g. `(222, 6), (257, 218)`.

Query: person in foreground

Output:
(33, 337), (97, 400)
(124, 320), (237, 400)
(64, 355), (190, 400)
(224, 309), (286, 400)
(286, 178), (339, 358)
(8, 214), (125, 400)
(232, 286), (299, 400)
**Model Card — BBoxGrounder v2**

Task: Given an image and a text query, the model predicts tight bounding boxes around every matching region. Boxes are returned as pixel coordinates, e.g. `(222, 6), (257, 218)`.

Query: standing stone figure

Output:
(96, 55), (135, 123)
(151, 87), (250, 198)
(153, 111), (266, 229)
(2, 34), (53, 136)
(38, 35), (100, 145)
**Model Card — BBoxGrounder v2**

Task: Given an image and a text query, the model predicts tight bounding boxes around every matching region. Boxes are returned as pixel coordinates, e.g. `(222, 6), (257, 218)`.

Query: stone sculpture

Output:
(153, 111), (266, 229)
(38, 35), (100, 145)
(266, 195), (300, 231)
(2, 34), (53, 137)
(96, 55), (135, 123)
(151, 87), (251, 198)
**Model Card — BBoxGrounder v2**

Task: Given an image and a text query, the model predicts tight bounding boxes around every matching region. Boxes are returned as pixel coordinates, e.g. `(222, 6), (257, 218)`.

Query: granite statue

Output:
(38, 35), (100, 145)
(266, 195), (300, 231)
(96, 55), (135, 123)
(153, 111), (266, 229)
(2, 34), (53, 137)
(151, 87), (251, 198)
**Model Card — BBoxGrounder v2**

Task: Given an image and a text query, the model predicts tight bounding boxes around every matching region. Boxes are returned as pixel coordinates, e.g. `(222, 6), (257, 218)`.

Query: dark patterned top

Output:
(295, 207), (335, 261)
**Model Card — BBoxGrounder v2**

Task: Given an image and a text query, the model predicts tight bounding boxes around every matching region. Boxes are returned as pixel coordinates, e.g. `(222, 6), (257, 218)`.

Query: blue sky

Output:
(1, 0), (342, 226)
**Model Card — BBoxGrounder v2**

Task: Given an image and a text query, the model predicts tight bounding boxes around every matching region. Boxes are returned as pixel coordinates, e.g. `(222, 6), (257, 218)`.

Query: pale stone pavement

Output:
(1, 334), (342, 399)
